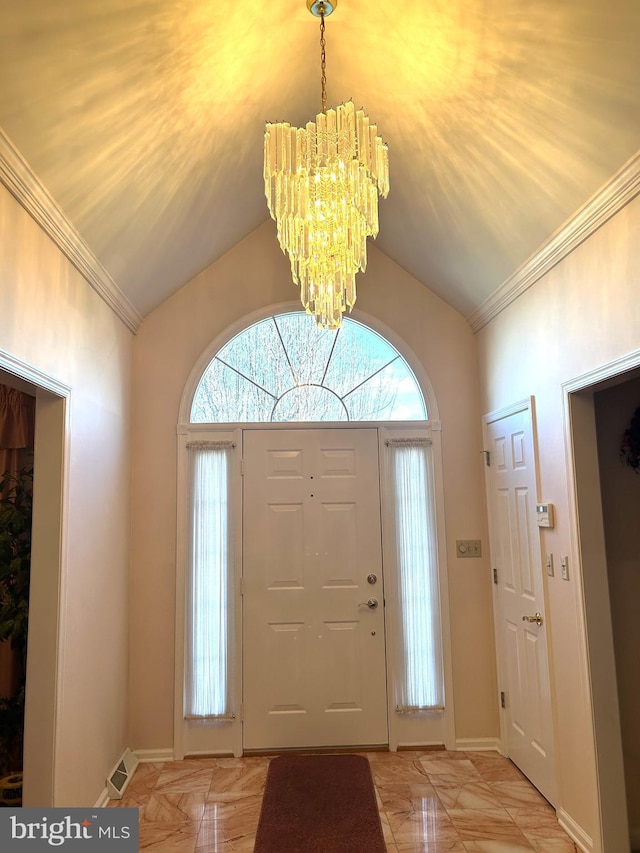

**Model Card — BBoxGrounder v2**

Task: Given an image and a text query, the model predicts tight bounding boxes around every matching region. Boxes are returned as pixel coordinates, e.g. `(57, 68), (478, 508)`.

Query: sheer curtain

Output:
(185, 442), (234, 718)
(388, 439), (444, 711)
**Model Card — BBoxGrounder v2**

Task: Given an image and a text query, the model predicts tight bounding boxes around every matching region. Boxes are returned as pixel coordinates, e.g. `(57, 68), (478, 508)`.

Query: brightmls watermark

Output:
(0, 809), (138, 850)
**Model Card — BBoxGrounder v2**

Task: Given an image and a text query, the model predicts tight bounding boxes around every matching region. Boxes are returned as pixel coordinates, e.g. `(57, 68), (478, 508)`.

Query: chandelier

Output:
(264, 0), (389, 330)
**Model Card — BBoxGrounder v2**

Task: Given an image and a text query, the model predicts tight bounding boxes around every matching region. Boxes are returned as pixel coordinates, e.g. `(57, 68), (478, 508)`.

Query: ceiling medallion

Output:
(264, 0), (389, 329)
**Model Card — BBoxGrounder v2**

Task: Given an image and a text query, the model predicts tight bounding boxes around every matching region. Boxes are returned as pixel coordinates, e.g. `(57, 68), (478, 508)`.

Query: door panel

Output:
(266, 504), (304, 586)
(523, 629), (545, 751)
(485, 403), (557, 804)
(243, 428), (388, 751)
(504, 620), (525, 737)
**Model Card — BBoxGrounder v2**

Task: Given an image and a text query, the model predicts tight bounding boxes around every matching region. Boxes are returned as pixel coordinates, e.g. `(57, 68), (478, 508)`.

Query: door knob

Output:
(358, 598), (379, 610)
(522, 612), (543, 626)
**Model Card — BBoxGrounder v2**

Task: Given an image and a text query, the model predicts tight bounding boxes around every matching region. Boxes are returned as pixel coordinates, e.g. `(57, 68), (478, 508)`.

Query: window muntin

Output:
(191, 312), (426, 423)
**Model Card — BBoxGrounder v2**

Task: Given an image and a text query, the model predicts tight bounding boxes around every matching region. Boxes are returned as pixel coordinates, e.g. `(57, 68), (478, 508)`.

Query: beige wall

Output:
(476, 194), (640, 846)
(129, 219), (497, 751)
(0, 183), (133, 805)
(595, 377), (640, 833)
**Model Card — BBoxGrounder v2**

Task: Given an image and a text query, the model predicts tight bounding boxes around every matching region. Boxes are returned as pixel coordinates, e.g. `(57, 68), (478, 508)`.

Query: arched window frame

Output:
(187, 310), (428, 425)
(178, 304), (439, 428)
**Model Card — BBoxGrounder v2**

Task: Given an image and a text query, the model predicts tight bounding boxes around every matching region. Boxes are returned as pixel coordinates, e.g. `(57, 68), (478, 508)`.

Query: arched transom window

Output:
(191, 312), (426, 423)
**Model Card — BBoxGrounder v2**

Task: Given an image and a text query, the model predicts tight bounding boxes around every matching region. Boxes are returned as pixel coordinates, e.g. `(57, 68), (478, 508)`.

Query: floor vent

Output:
(106, 748), (139, 800)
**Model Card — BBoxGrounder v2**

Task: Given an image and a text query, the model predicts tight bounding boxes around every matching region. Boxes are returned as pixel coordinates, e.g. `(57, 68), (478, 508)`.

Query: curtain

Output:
(389, 440), (444, 711)
(185, 442), (234, 719)
(0, 385), (35, 482)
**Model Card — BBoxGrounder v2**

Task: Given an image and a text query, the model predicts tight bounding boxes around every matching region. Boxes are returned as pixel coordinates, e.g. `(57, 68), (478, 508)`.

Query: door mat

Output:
(254, 753), (386, 852)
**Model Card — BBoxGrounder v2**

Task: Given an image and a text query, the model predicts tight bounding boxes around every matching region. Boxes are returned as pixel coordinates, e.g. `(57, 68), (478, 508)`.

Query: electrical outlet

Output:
(546, 553), (554, 577)
(561, 555), (569, 581)
(456, 539), (482, 558)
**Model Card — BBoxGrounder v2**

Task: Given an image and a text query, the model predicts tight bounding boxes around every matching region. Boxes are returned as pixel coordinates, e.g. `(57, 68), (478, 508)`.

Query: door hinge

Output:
(239, 577), (245, 596)
(493, 567), (498, 585)
(240, 458), (245, 476)
(500, 691), (506, 709)
(483, 450), (491, 466)
(239, 703), (244, 721)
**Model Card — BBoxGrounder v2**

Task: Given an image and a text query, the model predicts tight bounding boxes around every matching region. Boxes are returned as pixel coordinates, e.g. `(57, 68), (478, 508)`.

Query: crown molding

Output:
(467, 150), (640, 333)
(0, 128), (142, 333)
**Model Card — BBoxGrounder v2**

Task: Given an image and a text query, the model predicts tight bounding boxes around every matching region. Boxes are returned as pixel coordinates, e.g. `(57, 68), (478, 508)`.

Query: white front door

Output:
(484, 402), (557, 804)
(242, 428), (388, 751)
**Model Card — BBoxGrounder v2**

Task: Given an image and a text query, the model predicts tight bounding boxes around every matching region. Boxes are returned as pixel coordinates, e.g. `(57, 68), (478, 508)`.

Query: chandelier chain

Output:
(320, 6), (327, 113)
(263, 0), (389, 329)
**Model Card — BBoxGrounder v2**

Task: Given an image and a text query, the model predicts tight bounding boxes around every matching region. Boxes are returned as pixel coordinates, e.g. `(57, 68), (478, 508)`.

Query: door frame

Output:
(174, 420), (455, 759)
(482, 396), (559, 797)
(0, 350), (69, 806)
(562, 352), (640, 852)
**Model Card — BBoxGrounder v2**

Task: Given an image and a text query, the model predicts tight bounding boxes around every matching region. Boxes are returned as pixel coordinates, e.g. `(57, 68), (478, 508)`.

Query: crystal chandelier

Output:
(264, 0), (389, 330)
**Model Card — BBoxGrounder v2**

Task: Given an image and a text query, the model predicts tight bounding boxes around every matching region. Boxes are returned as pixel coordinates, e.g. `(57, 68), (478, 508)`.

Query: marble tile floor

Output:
(109, 749), (579, 852)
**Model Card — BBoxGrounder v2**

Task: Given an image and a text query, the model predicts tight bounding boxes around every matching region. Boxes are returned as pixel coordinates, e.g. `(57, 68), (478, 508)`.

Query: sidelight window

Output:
(387, 439), (444, 711)
(184, 441), (234, 719)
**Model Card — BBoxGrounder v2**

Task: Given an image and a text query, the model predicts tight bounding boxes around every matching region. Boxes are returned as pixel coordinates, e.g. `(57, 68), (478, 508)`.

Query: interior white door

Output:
(484, 402), (557, 804)
(242, 428), (388, 751)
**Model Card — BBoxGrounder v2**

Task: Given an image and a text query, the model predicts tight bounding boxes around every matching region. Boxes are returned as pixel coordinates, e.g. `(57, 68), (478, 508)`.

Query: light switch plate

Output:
(456, 539), (482, 558)
(546, 553), (554, 577)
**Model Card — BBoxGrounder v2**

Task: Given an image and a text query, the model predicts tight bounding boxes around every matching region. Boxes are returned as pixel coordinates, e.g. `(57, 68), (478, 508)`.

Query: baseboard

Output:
(455, 738), (503, 754)
(630, 824), (640, 849)
(133, 748), (175, 763)
(557, 808), (593, 853)
(94, 788), (110, 808)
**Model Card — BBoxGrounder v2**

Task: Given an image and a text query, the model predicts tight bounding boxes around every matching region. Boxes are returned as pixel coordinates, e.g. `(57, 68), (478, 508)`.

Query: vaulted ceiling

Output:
(1, 0), (639, 320)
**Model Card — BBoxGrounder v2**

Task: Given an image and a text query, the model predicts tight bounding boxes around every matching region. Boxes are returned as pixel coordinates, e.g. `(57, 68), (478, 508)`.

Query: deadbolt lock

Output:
(367, 573), (377, 585)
